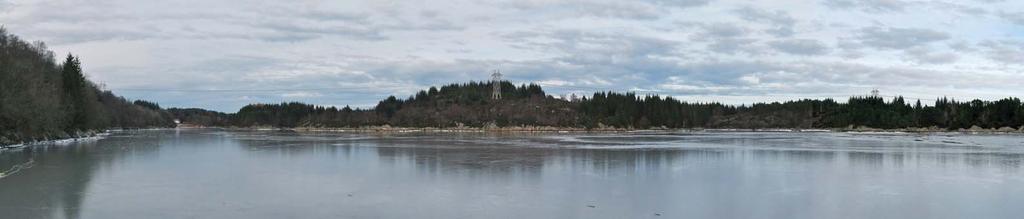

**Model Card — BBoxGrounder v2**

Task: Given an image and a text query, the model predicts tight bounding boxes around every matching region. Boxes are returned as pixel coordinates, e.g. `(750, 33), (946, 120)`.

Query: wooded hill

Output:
(0, 28), (174, 145)
(174, 82), (1024, 131)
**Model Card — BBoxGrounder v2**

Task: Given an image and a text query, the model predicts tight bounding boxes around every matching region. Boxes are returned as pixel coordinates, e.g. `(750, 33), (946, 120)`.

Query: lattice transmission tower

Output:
(491, 70), (502, 100)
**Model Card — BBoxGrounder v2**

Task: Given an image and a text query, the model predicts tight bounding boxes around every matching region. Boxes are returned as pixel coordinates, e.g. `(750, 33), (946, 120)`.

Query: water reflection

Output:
(0, 130), (1022, 218)
(0, 130), (171, 219)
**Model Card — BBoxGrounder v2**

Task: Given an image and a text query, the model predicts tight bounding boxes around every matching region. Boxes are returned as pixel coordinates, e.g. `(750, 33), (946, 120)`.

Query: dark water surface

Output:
(2, 129), (1024, 219)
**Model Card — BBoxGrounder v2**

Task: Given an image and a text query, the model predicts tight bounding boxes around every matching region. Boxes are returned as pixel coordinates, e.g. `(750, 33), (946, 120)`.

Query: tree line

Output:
(173, 82), (1024, 131)
(1, 28), (174, 145)
(216, 81), (575, 128)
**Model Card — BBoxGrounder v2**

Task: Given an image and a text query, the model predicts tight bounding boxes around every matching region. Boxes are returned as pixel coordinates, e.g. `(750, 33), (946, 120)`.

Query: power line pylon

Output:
(491, 69), (502, 100)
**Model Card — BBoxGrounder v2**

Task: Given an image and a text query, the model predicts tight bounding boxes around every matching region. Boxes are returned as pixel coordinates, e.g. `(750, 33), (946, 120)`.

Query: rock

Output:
(967, 125), (985, 132)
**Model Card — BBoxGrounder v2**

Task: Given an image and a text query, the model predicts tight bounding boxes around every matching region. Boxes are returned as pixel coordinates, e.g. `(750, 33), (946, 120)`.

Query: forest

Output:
(0, 28), (174, 145)
(171, 81), (1024, 131)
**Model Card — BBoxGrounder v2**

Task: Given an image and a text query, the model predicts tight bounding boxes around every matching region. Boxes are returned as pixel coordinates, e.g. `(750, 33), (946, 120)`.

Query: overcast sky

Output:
(2, 0), (1023, 112)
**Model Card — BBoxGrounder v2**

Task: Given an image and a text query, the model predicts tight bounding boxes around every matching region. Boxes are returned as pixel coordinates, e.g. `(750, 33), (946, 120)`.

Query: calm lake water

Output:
(2, 129), (1024, 219)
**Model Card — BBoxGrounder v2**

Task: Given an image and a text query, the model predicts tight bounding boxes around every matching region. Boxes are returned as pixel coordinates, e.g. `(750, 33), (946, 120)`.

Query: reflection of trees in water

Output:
(376, 146), (549, 179)
(237, 131), (1024, 180)
(541, 149), (693, 177)
(3, 130), (1023, 218)
(0, 131), (167, 219)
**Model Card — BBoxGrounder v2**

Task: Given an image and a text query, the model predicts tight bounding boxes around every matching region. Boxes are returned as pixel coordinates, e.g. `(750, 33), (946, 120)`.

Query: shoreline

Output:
(1, 127), (178, 150)
(9, 124), (1024, 148)
(0, 131), (110, 150)
(222, 125), (1024, 134)
(6, 126), (1021, 149)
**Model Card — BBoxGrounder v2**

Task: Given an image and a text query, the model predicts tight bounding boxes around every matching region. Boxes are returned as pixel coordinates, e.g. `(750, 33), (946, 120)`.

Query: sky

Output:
(2, 0), (1023, 112)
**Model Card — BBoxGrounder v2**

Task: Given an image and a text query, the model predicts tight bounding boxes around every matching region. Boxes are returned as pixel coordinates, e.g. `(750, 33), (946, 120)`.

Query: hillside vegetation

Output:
(0, 28), (174, 145)
(177, 82), (1024, 131)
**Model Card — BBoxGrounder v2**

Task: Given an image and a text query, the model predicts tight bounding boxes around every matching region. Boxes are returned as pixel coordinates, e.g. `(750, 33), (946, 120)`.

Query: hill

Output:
(177, 82), (1024, 131)
(0, 28), (174, 145)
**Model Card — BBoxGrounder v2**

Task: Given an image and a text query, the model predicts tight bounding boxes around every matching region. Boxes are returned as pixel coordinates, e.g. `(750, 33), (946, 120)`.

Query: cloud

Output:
(1000, 11), (1024, 26)
(855, 26), (951, 50)
(903, 47), (959, 64)
(501, 0), (711, 20)
(695, 23), (750, 38)
(768, 39), (830, 55)
(928, 2), (988, 15)
(689, 23), (763, 55)
(281, 91), (323, 98)
(0, 0), (11, 12)
(978, 40), (1024, 65)
(822, 0), (909, 13)
(733, 6), (797, 37)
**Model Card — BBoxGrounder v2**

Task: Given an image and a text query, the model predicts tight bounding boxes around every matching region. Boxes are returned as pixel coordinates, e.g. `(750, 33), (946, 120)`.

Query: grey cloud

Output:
(697, 23), (749, 38)
(545, 31), (683, 80)
(768, 39), (830, 56)
(0, 0), (11, 12)
(733, 6), (797, 37)
(507, 30), (680, 64)
(1000, 11), (1024, 26)
(654, 61), (887, 96)
(255, 21), (388, 41)
(856, 26), (951, 50)
(502, 0), (710, 20)
(824, 0), (987, 16)
(928, 2), (988, 16)
(4, 1), (463, 44)
(708, 38), (760, 55)
(978, 40), (1024, 65)
(21, 25), (156, 44)
(689, 23), (762, 55)
(103, 55), (284, 90)
(836, 40), (866, 58)
(948, 41), (975, 52)
(657, 60), (1022, 97)
(903, 47), (959, 64)
(650, 0), (712, 8)
(822, 0), (909, 13)
(481, 29), (688, 89)
(571, 2), (663, 20)
(298, 10), (370, 22)
(504, 0), (711, 10)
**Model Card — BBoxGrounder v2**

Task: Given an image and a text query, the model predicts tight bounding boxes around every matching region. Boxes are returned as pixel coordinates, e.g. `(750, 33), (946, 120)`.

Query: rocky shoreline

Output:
(7, 125), (1021, 149)
(268, 125), (1024, 134)
(0, 130), (108, 150)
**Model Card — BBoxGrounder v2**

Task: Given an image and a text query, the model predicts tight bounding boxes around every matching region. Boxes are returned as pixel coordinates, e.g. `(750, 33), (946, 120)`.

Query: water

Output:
(2, 129), (1024, 219)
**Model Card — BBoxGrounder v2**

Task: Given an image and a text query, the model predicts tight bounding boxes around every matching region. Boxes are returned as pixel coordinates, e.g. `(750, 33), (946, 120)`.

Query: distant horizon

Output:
(145, 80), (1022, 113)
